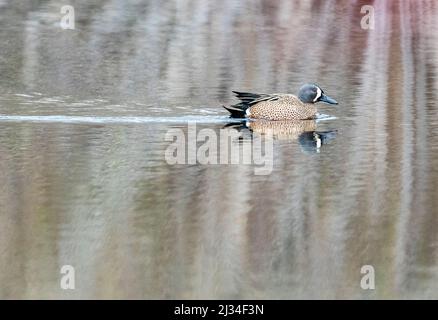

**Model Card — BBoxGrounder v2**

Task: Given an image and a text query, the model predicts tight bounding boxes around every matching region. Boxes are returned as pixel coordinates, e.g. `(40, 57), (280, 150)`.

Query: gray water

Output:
(1, 0), (438, 299)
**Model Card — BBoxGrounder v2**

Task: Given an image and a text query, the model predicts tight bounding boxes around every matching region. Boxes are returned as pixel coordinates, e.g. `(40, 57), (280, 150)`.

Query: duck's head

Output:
(298, 83), (338, 105)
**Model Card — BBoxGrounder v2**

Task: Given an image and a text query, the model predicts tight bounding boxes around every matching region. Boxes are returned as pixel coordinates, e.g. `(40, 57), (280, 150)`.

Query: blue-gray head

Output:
(298, 83), (338, 105)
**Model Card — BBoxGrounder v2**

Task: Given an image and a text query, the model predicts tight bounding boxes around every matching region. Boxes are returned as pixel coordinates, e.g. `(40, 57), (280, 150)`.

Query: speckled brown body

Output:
(247, 94), (318, 120)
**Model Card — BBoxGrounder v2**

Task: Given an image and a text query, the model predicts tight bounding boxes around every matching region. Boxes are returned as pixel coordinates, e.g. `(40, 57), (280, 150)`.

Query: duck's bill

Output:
(320, 94), (338, 105)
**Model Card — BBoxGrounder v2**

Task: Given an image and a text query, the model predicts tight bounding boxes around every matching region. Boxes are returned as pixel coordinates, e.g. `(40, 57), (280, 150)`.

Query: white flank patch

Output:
(246, 108), (251, 117)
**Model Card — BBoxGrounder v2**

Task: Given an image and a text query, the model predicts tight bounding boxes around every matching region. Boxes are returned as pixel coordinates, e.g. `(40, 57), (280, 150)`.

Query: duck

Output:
(223, 83), (338, 120)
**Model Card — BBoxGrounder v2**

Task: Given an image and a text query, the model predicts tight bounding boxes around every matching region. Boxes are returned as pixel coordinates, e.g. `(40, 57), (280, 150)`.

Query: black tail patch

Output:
(223, 105), (247, 118)
(223, 91), (267, 118)
(232, 91), (263, 104)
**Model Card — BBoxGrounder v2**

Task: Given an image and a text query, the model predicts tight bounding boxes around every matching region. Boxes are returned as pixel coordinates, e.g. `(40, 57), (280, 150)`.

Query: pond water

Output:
(1, 0), (438, 299)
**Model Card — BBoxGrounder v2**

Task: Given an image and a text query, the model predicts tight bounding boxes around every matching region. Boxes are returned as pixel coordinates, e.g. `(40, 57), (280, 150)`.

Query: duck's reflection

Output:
(224, 119), (337, 153)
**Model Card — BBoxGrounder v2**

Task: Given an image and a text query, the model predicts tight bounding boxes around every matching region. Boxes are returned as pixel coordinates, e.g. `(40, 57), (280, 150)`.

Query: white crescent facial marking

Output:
(313, 87), (322, 102)
(313, 133), (322, 148)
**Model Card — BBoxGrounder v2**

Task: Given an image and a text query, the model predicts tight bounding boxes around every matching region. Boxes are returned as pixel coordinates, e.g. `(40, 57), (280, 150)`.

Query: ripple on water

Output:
(0, 113), (336, 124)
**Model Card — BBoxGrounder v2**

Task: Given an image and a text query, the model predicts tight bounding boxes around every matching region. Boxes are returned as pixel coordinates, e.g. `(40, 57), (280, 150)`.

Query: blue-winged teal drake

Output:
(224, 83), (338, 120)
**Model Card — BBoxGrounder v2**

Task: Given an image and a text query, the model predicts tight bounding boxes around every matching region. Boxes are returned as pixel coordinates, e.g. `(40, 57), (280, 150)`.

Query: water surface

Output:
(1, 0), (438, 299)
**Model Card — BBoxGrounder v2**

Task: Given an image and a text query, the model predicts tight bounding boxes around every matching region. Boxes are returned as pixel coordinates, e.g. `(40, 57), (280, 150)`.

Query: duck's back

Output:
(248, 94), (317, 120)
